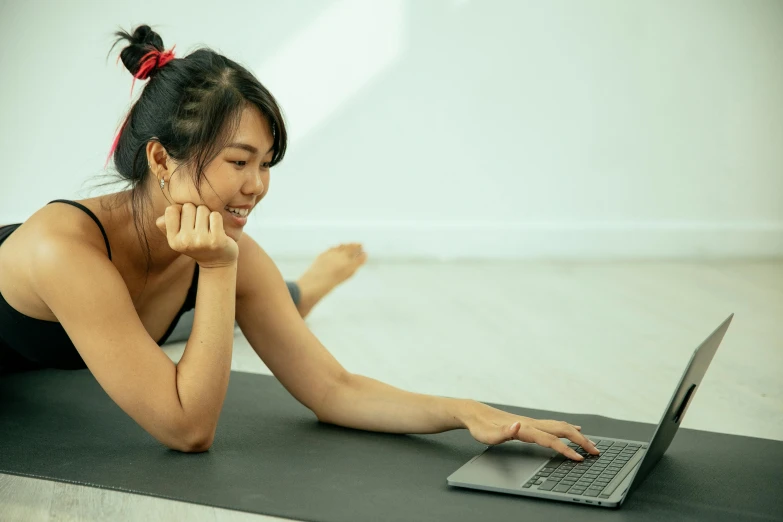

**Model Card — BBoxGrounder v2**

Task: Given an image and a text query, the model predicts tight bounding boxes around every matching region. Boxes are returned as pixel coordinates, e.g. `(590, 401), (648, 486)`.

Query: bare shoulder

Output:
(5, 199), (113, 259)
(0, 200), (116, 319)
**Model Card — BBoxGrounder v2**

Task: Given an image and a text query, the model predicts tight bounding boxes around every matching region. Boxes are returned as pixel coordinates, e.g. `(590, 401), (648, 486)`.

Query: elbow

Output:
(314, 371), (352, 424)
(180, 433), (214, 453)
(168, 422), (216, 453)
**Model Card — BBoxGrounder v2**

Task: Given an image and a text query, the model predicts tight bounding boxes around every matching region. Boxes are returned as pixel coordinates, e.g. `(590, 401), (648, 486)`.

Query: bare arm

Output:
(174, 262), (237, 446)
(33, 240), (234, 451)
(231, 234), (596, 461)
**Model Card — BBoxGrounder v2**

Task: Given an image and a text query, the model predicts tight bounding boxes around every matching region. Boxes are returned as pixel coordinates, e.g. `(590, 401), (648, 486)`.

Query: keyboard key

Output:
(583, 489), (601, 497)
(538, 480), (558, 491)
(569, 488), (586, 495)
(522, 483), (533, 488)
(554, 484), (571, 492)
(599, 494), (611, 499)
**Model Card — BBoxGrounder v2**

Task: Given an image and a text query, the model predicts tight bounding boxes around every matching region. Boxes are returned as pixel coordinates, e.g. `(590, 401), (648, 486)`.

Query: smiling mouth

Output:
(224, 206), (251, 217)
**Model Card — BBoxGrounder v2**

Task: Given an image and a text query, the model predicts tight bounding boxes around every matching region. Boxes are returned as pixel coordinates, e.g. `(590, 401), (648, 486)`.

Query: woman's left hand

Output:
(463, 402), (600, 461)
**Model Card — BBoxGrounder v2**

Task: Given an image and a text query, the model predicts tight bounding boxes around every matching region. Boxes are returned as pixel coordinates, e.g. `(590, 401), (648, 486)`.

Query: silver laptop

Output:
(447, 314), (733, 508)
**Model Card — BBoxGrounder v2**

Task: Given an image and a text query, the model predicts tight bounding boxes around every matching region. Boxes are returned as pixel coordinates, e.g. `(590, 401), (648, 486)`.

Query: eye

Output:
(232, 161), (247, 167)
(261, 162), (272, 170)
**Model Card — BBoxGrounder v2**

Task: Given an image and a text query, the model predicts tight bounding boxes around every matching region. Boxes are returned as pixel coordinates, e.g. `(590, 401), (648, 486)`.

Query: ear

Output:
(146, 139), (172, 174)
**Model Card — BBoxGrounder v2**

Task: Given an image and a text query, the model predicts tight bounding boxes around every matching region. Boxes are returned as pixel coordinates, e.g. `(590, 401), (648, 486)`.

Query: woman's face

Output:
(155, 106), (275, 242)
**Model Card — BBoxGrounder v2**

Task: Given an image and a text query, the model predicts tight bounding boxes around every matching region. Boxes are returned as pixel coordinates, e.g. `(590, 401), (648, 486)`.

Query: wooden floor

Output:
(2, 260), (781, 521)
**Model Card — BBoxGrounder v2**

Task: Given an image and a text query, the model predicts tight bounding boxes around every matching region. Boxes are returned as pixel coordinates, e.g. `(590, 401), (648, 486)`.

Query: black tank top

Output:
(0, 200), (199, 374)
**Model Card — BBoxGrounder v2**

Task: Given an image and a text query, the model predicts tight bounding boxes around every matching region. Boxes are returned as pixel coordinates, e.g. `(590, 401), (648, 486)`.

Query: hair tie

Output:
(115, 44), (176, 97)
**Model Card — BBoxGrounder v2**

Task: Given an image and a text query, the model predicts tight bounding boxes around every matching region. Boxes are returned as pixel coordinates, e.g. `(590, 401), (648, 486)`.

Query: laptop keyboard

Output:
(522, 439), (646, 499)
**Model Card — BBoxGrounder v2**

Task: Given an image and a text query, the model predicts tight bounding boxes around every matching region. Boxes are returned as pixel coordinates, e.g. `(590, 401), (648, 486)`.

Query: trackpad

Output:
(450, 441), (558, 489)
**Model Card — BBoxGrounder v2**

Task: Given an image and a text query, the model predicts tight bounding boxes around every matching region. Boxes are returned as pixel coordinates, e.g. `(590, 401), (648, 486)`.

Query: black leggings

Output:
(163, 282), (301, 344)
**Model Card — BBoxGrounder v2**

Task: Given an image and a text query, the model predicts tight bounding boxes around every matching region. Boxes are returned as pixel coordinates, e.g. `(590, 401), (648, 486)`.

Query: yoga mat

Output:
(1, 369), (781, 522)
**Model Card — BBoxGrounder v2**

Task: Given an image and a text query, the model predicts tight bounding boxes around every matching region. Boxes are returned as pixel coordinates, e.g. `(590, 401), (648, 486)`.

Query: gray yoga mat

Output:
(1, 369), (781, 522)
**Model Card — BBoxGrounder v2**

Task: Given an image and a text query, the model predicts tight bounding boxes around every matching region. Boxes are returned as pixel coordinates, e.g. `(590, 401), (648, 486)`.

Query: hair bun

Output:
(110, 24), (166, 78)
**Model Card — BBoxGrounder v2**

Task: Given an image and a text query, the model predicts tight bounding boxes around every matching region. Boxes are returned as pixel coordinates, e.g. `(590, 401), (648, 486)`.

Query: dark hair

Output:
(97, 23), (287, 278)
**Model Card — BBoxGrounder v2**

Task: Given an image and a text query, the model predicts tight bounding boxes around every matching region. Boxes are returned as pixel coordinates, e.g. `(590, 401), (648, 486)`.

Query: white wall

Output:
(1, 0), (781, 260)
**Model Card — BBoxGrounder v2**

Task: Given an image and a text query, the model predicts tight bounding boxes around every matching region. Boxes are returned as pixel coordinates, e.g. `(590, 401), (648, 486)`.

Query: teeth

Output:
(225, 206), (250, 217)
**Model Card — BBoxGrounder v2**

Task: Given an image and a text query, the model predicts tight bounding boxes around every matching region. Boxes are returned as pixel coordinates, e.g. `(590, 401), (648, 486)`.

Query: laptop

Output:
(447, 314), (734, 508)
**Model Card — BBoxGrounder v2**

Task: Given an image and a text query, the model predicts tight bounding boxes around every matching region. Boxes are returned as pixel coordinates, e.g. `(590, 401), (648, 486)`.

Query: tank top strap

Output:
(47, 200), (112, 260)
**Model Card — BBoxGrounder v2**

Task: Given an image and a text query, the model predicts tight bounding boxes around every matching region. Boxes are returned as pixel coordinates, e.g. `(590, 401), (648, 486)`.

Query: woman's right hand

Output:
(155, 203), (239, 269)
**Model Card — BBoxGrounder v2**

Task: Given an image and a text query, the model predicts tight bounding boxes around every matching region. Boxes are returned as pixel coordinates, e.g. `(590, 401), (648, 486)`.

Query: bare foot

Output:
(296, 243), (368, 318)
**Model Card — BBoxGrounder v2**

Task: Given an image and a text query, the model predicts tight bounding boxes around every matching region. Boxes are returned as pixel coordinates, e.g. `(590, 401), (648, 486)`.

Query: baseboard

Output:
(4, 216), (780, 260)
(246, 220), (783, 261)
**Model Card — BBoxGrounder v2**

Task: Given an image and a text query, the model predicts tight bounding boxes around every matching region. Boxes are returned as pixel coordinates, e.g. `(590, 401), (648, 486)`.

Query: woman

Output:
(0, 24), (598, 460)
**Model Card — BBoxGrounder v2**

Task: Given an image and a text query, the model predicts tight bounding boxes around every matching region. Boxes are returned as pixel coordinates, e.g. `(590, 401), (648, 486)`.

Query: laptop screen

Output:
(625, 314), (733, 496)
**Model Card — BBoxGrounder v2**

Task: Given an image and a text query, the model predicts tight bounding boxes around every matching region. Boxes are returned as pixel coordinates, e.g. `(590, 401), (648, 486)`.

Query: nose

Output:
(245, 168), (267, 197)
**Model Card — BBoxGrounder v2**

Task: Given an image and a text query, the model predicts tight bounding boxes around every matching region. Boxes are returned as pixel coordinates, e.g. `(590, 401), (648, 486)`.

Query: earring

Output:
(160, 178), (165, 189)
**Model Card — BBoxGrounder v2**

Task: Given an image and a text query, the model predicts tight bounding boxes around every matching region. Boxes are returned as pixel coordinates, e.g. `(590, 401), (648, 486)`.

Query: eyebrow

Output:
(225, 142), (274, 155)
